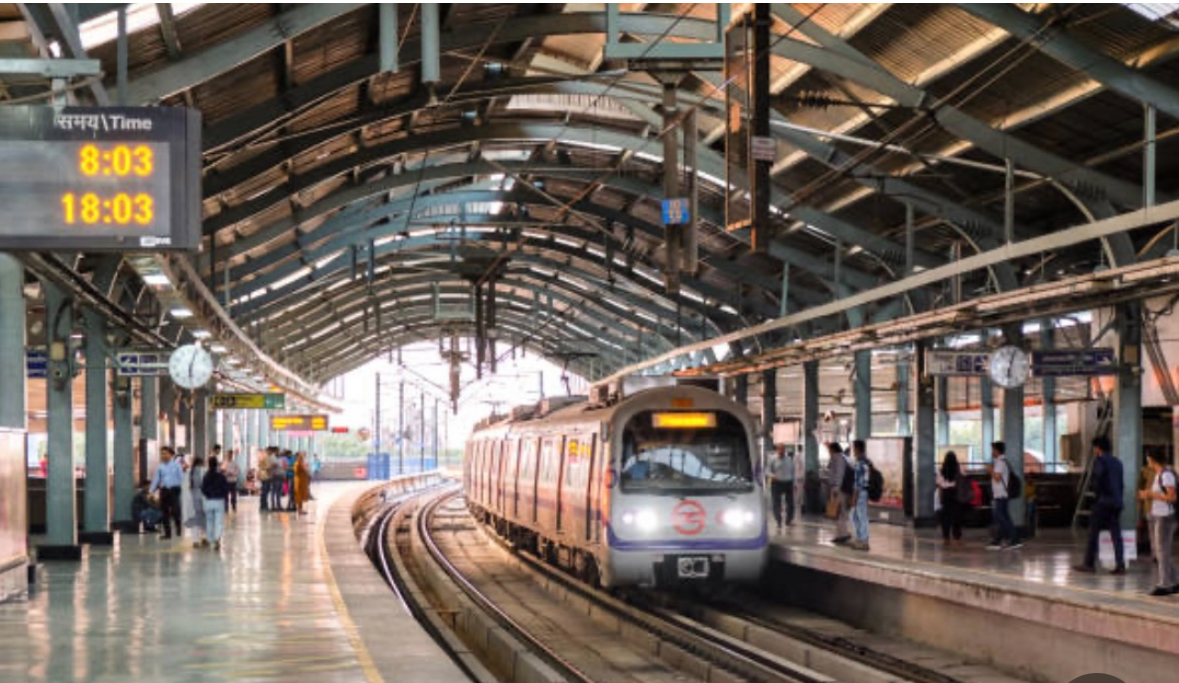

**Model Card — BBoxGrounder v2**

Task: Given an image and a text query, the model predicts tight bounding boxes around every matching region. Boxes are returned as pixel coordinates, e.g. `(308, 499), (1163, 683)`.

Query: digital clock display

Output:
(0, 106), (199, 251)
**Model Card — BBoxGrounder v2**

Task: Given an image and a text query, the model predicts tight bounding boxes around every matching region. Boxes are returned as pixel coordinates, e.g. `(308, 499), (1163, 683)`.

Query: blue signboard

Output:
(1033, 348), (1116, 377)
(926, 350), (989, 376)
(116, 350), (170, 376)
(661, 197), (690, 226)
(26, 349), (46, 379)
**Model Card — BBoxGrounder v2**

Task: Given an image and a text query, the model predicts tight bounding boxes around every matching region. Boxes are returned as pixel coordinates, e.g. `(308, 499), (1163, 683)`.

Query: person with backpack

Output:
(269, 449), (287, 511)
(1075, 436), (1125, 574)
(827, 443), (852, 545)
(937, 451), (968, 546)
(849, 440), (870, 551)
(1138, 450), (1177, 596)
(201, 456), (232, 551)
(986, 441), (1023, 550)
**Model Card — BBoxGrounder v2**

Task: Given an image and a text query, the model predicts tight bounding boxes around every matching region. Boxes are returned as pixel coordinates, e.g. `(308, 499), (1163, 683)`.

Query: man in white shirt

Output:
(1139, 450), (1177, 596)
(986, 441), (1022, 550)
(767, 444), (795, 532)
(828, 443), (852, 544)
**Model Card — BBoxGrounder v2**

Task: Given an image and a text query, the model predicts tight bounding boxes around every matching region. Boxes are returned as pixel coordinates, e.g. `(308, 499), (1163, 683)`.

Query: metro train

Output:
(464, 384), (768, 588)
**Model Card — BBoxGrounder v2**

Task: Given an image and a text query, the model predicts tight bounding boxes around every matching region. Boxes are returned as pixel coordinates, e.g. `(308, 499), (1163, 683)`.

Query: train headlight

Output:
(620, 509), (658, 531)
(722, 508), (756, 529)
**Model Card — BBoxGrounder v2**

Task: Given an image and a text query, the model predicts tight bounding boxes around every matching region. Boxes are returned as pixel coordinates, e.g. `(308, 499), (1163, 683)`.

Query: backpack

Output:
(970, 480), (984, 507)
(867, 463), (884, 502)
(955, 477), (973, 505)
(840, 462), (854, 495)
(1006, 467), (1022, 499)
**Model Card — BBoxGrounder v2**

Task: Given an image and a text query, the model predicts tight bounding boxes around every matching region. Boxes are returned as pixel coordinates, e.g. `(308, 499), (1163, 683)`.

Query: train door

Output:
(504, 438), (519, 519)
(487, 440), (499, 514)
(537, 436), (560, 532)
(558, 434), (585, 539)
(581, 434), (598, 543)
(520, 437), (539, 526)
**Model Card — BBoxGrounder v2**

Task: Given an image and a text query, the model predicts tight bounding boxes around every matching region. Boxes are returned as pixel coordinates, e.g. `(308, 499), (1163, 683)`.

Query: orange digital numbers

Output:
(62, 192), (155, 226)
(78, 144), (154, 177)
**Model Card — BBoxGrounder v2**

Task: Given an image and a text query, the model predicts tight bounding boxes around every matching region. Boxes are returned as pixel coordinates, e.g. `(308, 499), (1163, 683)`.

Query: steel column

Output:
(379, 3), (399, 73)
(398, 380), (405, 474)
(761, 368), (777, 447)
(803, 360), (820, 476)
(1146, 104), (1157, 208)
(750, 3), (771, 252)
(42, 281), (79, 558)
(896, 356), (911, 436)
(112, 374), (133, 530)
(733, 373), (748, 406)
(0, 255), (25, 429)
(980, 376), (995, 467)
(193, 390), (207, 461)
(420, 3), (440, 86)
(913, 341), (936, 525)
(854, 350), (871, 440)
(935, 376), (950, 448)
(81, 311), (110, 541)
(1001, 327), (1026, 529)
(1114, 304), (1143, 528)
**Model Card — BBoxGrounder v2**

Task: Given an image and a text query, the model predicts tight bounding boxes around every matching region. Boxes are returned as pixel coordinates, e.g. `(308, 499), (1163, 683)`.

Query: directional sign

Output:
(661, 197), (690, 226)
(26, 349), (46, 379)
(115, 350), (170, 376)
(926, 350), (990, 376)
(1033, 348), (1117, 377)
(270, 414), (329, 432)
(211, 393), (285, 410)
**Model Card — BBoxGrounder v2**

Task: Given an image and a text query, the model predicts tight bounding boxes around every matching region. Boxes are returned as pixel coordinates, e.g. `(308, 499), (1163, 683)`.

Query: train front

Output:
(603, 387), (768, 588)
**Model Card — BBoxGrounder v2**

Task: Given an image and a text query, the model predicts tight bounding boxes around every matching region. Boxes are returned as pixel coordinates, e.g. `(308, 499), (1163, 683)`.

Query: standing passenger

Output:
(284, 450), (297, 511)
(1139, 451), (1177, 596)
(828, 443), (852, 545)
(257, 447), (272, 512)
(201, 456), (231, 551)
(986, 442), (1022, 550)
(186, 455), (209, 548)
(1075, 436), (1125, 574)
(767, 444), (795, 532)
(937, 451), (965, 546)
(294, 452), (312, 515)
(223, 449), (241, 513)
(149, 447), (184, 539)
(849, 440), (870, 551)
(269, 449), (286, 511)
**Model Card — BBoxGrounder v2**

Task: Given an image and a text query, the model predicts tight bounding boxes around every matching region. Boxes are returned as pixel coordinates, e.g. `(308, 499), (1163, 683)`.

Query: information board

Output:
(926, 350), (989, 376)
(661, 197), (690, 225)
(270, 414), (329, 432)
(115, 349), (170, 377)
(0, 106), (200, 251)
(212, 393), (285, 410)
(1033, 348), (1116, 377)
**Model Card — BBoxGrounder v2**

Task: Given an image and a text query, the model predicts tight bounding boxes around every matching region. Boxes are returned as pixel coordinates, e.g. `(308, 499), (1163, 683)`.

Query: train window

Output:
(619, 410), (753, 493)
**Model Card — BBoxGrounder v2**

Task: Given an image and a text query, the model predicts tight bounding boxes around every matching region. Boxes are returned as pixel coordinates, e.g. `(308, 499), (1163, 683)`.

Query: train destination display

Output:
(0, 106), (200, 251)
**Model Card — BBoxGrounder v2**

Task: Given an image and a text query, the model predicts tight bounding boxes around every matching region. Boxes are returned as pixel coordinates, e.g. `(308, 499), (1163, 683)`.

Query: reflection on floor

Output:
(0, 483), (371, 683)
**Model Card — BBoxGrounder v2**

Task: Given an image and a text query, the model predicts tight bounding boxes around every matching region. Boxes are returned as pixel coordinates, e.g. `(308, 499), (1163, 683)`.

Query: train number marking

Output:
(672, 500), (706, 536)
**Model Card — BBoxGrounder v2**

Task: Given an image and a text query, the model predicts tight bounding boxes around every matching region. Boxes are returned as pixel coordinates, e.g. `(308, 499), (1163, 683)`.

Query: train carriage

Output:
(464, 384), (768, 588)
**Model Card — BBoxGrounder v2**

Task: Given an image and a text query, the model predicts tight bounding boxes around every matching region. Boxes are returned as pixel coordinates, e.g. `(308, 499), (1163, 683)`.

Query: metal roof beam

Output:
(125, 3), (366, 104)
(155, 3), (182, 60)
(958, 3), (1179, 122)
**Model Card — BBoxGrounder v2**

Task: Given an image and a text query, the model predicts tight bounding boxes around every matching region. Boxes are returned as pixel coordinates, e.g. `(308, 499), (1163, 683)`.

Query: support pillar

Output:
(896, 356), (911, 436)
(981, 377), (995, 468)
(854, 351), (871, 440)
(913, 342), (936, 525)
(1041, 323), (1058, 471)
(0, 254), (28, 595)
(1001, 327), (1027, 530)
(935, 376), (950, 448)
(1114, 305), (1143, 527)
(111, 375), (133, 531)
(81, 311), (111, 544)
(802, 360), (820, 514)
(761, 368), (776, 451)
(733, 374), (749, 406)
(41, 281), (80, 559)
(193, 390), (207, 462)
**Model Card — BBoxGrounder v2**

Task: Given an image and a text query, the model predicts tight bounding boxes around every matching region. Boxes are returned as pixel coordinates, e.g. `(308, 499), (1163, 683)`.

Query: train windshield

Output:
(619, 410), (753, 493)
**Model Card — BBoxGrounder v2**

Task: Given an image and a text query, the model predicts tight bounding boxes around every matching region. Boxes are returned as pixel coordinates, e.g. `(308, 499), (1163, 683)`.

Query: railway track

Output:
(367, 485), (1019, 683)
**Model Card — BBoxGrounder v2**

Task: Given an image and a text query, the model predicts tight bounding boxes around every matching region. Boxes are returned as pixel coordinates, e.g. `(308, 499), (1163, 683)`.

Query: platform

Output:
(768, 518), (1179, 683)
(0, 481), (463, 683)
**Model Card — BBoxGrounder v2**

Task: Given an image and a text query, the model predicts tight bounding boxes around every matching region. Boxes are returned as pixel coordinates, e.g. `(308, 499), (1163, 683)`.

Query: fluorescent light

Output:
(210, 343), (227, 353)
(142, 273), (171, 287)
(192, 330), (211, 339)
(170, 307), (193, 319)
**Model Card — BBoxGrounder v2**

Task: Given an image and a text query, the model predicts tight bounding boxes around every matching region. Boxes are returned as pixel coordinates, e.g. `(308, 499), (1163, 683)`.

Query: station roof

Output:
(10, 3), (1179, 388)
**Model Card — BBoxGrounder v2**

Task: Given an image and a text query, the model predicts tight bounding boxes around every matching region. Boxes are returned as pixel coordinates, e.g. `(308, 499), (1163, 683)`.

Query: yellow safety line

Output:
(317, 488), (386, 683)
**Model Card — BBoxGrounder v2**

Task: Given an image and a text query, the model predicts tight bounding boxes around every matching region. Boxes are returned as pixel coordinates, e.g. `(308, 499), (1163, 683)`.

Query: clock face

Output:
(989, 345), (1030, 389)
(168, 344), (214, 389)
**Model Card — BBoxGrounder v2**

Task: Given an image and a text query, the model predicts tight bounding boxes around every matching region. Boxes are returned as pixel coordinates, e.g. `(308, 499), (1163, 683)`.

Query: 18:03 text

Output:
(61, 192), (154, 226)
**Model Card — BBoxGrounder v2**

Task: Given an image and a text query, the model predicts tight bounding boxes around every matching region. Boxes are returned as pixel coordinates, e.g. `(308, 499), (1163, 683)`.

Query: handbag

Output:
(825, 495), (841, 519)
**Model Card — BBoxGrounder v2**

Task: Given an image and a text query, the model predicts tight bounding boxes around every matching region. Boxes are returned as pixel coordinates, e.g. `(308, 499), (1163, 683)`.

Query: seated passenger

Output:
(132, 480), (163, 533)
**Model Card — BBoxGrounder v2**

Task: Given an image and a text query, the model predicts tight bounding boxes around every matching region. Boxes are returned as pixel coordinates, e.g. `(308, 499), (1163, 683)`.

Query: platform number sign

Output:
(661, 197), (691, 226)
